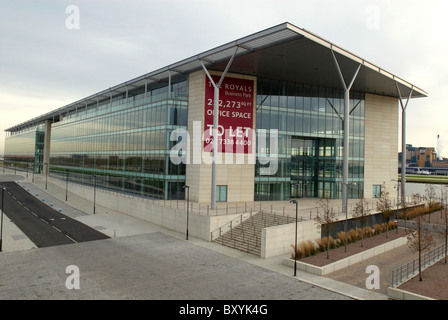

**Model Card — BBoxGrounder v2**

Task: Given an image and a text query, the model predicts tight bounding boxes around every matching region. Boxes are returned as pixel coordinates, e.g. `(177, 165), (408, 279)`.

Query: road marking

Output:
(52, 225), (62, 232)
(65, 235), (77, 243)
(17, 201), (22, 205)
(24, 206), (29, 211)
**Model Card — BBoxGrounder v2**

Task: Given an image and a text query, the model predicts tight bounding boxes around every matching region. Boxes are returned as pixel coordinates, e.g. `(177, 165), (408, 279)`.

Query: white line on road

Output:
(65, 235), (77, 243)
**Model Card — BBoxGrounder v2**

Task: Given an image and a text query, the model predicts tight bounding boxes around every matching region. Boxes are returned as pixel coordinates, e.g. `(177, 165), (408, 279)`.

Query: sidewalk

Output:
(1, 172), (391, 300)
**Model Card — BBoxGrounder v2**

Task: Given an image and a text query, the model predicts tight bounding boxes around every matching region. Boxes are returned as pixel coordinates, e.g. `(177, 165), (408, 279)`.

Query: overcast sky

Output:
(1, 0), (447, 157)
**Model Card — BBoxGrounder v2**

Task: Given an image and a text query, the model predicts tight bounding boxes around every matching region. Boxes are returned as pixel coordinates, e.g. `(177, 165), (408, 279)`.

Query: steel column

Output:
(395, 83), (413, 205)
(200, 48), (238, 209)
(331, 50), (361, 215)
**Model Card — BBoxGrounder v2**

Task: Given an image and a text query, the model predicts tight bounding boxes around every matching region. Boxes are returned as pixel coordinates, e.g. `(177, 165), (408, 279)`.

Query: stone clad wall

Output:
(364, 93), (399, 198)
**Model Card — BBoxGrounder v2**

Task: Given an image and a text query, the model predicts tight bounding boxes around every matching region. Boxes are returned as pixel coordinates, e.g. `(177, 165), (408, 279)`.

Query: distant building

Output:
(399, 144), (443, 168)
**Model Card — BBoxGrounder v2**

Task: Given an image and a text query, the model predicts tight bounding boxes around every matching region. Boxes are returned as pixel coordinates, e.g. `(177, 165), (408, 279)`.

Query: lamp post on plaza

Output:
(65, 170), (69, 202)
(290, 199), (298, 276)
(183, 185), (190, 240)
(1, 187), (5, 252)
(93, 175), (96, 214)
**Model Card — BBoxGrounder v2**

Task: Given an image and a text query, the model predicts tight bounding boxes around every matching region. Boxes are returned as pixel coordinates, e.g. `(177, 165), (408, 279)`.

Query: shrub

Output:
(388, 220), (396, 230)
(329, 236), (337, 249)
(349, 229), (358, 242)
(374, 224), (381, 235)
(356, 228), (363, 239)
(315, 238), (326, 252)
(307, 240), (317, 255)
(303, 241), (312, 257)
(322, 237), (329, 249)
(291, 243), (305, 259)
(346, 232), (353, 244)
(320, 236), (336, 250)
(364, 226), (374, 238)
(336, 231), (346, 244)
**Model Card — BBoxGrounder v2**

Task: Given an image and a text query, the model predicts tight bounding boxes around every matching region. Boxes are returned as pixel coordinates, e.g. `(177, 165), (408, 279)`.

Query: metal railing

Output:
(210, 210), (258, 242)
(391, 242), (447, 287)
(210, 209), (298, 255)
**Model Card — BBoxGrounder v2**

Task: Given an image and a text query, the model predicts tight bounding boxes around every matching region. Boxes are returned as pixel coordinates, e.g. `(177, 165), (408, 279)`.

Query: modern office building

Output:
(4, 22), (427, 206)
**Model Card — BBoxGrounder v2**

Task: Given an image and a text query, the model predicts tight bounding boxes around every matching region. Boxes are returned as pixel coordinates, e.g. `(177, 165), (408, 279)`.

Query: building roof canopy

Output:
(6, 22), (427, 132)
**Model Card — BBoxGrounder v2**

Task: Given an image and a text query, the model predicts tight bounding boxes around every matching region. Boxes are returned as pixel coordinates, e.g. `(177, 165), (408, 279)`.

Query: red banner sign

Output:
(204, 75), (254, 154)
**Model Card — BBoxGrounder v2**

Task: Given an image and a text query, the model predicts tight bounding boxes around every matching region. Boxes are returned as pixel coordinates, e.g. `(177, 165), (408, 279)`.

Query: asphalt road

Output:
(0, 181), (109, 248)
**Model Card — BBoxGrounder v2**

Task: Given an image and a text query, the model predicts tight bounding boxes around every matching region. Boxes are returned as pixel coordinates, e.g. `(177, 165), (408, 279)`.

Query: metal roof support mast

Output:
(200, 47), (239, 210)
(331, 50), (361, 252)
(395, 83), (413, 205)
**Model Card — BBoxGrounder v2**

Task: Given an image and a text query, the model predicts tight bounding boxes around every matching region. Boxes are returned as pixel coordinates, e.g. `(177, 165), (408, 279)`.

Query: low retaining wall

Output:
(282, 236), (408, 276)
(261, 220), (320, 259)
(46, 176), (242, 241)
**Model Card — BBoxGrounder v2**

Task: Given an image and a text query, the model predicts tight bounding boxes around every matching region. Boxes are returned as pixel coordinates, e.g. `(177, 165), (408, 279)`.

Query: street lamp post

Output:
(290, 199), (298, 276)
(1, 187), (5, 252)
(65, 170), (69, 202)
(184, 185), (190, 240)
(93, 175), (96, 214)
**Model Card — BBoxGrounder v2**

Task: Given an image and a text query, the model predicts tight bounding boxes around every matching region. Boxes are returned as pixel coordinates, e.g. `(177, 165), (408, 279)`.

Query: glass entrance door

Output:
(290, 137), (336, 199)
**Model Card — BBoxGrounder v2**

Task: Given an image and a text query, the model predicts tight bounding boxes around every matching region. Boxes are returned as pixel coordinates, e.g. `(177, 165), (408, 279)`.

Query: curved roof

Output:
(6, 22), (427, 132)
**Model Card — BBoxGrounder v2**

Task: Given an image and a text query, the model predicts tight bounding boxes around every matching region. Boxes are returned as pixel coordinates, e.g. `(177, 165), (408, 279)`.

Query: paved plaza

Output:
(0, 172), (395, 300)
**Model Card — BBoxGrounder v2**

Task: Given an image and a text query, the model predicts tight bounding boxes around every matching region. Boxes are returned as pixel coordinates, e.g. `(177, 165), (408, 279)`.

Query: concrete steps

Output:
(212, 211), (294, 256)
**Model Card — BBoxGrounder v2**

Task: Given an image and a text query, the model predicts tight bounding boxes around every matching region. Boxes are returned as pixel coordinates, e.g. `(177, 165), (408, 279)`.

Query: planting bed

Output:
(299, 229), (407, 267)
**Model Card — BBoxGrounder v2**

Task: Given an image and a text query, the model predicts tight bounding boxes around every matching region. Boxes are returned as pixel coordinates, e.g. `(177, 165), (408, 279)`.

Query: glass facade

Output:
(49, 77), (188, 200)
(255, 78), (365, 201)
(4, 125), (44, 173)
(5, 75), (366, 203)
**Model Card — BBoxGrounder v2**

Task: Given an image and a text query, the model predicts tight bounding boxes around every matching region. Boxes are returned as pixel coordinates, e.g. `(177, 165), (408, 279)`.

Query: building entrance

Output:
(290, 137), (337, 199)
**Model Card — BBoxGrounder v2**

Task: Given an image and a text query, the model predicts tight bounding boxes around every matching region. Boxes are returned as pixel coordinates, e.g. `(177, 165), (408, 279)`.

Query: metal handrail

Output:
(391, 242), (447, 287)
(210, 210), (257, 241)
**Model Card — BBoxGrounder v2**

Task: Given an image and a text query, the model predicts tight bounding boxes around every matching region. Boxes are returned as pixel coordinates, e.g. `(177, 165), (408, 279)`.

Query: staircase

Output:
(211, 211), (294, 256)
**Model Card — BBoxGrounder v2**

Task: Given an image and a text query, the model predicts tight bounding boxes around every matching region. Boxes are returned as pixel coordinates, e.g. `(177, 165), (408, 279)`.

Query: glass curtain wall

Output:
(50, 77), (188, 200)
(4, 125), (44, 173)
(255, 78), (365, 201)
